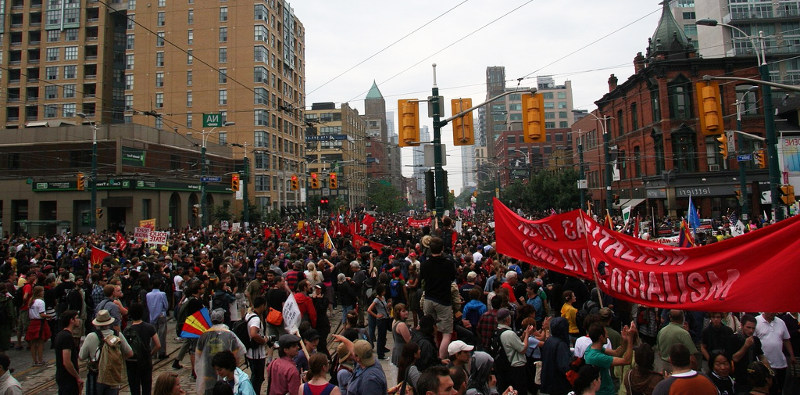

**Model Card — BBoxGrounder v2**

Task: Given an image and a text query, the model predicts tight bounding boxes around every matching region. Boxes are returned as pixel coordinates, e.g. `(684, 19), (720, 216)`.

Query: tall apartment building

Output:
(461, 142), (476, 190)
(412, 125), (430, 193)
(126, 0), (306, 215)
(0, 0), (303, 214)
(673, 0), (800, 84)
(304, 102), (367, 208)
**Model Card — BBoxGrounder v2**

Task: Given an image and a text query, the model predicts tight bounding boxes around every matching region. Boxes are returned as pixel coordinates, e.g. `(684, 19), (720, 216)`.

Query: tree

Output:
(212, 200), (232, 223)
(367, 181), (407, 213)
(239, 200), (262, 224)
(499, 169), (580, 213)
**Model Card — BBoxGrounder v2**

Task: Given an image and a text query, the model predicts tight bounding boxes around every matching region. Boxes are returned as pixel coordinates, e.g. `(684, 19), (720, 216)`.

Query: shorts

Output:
(423, 299), (453, 333)
(17, 310), (29, 333)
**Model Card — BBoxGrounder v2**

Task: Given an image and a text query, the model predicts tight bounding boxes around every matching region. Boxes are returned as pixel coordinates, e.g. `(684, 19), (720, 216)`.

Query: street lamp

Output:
(199, 121), (235, 228)
(77, 112), (97, 232)
(696, 19), (783, 221)
(579, 112), (612, 212)
(230, 142), (250, 229)
(506, 148), (531, 184)
(735, 85), (759, 219)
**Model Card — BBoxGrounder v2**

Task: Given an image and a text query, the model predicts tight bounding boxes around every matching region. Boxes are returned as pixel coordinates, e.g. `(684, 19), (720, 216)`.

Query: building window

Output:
(672, 129), (697, 173)
(219, 48), (227, 63)
(125, 95), (133, 110)
(186, 113), (192, 128)
(44, 104), (57, 118)
(156, 32), (164, 47)
(63, 65), (76, 79)
(188, 9), (193, 24)
(126, 54), (134, 70)
(46, 48), (59, 61)
(254, 151), (268, 169)
(158, 0), (165, 6)
(255, 4), (267, 20)
(187, 30), (193, 45)
(255, 25), (267, 42)
(219, 6), (228, 21)
(219, 27), (227, 42)
(156, 52), (164, 67)
(617, 110), (624, 135)
(218, 68), (227, 83)
(47, 30), (59, 42)
(559, 121), (568, 128)
(63, 103), (76, 117)
(186, 92), (192, 107)
(125, 74), (134, 90)
(631, 102), (638, 130)
(63, 84), (75, 98)
(254, 131), (267, 147)
(45, 85), (58, 99)
(46, 66), (58, 80)
(218, 132), (227, 145)
(65, 28), (78, 41)
(155, 72), (164, 87)
(255, 109), (268, 126)
(254, 66), (267, 83)
(255, 175), (269, 191)
(255, 88), (268, 105)
(634, 146), (641, 177)
(187, 71), (192, 86)
(219, 89), (227, 105)
(254, 45), (267, 62)
(155, 117), (163, 129)
(668, 76), (692, 120)
(155, 93), (163, 108)
(126, 34), (134, 50)
(651, 87), (661, 121)
(157, 11), (165, 26)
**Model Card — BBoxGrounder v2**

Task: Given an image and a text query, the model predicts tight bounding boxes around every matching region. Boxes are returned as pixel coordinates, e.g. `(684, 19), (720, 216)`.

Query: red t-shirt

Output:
(501, 282), (517, 304)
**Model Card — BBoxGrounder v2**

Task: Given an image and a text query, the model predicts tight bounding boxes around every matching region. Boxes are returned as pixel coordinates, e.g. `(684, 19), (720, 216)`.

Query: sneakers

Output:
(172, 360), (183, 370)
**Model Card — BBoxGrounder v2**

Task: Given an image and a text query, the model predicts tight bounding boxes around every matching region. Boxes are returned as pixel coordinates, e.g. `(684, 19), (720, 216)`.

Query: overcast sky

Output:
(293, 0), (665, 194)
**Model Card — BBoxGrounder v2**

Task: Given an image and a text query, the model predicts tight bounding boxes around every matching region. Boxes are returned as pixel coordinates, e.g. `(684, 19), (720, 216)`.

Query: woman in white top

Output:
(25, 286), (51, 366)
(305, 262), (323, 287)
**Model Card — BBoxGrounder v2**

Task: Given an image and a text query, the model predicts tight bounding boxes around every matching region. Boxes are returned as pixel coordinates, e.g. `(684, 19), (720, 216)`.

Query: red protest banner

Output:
(352, 233), (386, 252)
(408, 218), (432, 228)
(493, 198), (800, 311)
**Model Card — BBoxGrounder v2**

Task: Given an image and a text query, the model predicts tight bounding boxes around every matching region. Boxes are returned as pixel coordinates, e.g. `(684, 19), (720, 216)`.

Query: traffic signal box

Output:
(96, 208), (103, 219)
(451, 98), (474, 146)
(311, 173), (320, 189)
(290, 174), (299, 190)
(231, 173), (240, 191)
(192, 206), (199, 217)
(329, 173), (338, 189)
(77, 172), (85, 191)
(398, 99), (420, 147)
(521, 93), (546, 143)
(755, 149), (766, 168)
(695, 81), (722, 136)
(717, 133), (728, 160)
(781, 185), (796, 205)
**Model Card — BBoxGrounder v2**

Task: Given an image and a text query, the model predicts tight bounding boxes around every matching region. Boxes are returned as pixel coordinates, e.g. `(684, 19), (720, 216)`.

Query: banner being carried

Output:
(493, 198), (800, 311)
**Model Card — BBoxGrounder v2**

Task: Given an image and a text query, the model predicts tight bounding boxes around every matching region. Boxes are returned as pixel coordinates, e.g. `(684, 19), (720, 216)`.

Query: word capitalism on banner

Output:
(493, 198), (800, 312)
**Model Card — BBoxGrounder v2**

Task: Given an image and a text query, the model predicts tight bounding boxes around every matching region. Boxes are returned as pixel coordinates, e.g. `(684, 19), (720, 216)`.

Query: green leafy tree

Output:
(499, 169), (580, 212)
(367, 181), (407, 213)
(239, 200), (262, 224)
(212, 200), (232, 223)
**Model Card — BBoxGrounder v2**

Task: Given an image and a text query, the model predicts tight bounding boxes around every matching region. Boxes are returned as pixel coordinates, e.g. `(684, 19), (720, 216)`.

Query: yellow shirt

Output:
(561, 303), (579, 334)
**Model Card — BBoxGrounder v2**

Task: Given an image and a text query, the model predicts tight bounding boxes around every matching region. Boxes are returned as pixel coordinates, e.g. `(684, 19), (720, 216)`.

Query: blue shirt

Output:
(146, 288), (168, 323)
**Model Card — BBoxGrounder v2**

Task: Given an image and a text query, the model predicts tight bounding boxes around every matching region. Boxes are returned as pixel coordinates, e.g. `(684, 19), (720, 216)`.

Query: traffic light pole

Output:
(736, 104), (749, 219)
(243, 155), (249, 228)
(604, 131), (612, 214)
(579, 139), (586, 211)
(760, 59), (783, 221)
(431, 65), (446, 216)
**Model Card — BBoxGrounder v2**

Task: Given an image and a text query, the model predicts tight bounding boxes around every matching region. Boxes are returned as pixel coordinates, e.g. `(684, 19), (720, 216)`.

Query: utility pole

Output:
(232, 142), (250, 228)
(603, 131), (612, 213)
(77, 113), (97, 232)
(431, 64), (446, 216)
(579, 136), (586, 211)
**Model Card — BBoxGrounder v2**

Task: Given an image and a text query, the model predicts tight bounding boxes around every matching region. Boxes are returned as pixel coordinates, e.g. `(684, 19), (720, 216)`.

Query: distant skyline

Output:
(295, 0), (665, 194)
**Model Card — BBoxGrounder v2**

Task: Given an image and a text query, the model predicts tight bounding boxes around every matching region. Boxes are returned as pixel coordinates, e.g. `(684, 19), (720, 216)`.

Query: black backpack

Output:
(232, 314), (260, 350)
(576, 300), (599, 333)
(122, 325), (149, 362)
(56, 288), (77, 317)
(489, 327), (512, 369)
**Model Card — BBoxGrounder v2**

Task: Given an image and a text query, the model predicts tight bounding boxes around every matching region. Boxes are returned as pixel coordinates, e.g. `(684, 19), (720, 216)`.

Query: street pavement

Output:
(14, 309), (399, 394)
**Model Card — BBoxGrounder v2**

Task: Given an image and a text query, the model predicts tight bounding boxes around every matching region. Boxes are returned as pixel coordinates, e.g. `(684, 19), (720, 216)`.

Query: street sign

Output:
(202, 113), (222, 127)
(200, 176), (222, 182)
(737, 154), (753, 162)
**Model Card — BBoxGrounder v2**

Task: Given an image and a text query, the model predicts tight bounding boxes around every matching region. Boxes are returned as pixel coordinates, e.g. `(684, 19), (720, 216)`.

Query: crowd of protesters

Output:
(0, 209), (796, 395)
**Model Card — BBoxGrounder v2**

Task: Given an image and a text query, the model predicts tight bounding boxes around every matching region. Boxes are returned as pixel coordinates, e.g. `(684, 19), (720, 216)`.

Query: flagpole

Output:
(578, 210), (604, 309)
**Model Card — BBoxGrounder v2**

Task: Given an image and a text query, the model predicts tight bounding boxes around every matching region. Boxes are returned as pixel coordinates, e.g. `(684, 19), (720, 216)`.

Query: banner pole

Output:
(578, 210), (604, 309)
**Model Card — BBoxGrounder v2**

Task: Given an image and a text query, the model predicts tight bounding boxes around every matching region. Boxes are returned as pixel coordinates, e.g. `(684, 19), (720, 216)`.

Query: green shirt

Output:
(584, 347), (615, 395)
(656, 322), (698, 362)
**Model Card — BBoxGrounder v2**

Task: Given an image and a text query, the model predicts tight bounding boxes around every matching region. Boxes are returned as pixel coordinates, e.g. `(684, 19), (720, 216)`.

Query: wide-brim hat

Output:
(92, 309), (115, 326)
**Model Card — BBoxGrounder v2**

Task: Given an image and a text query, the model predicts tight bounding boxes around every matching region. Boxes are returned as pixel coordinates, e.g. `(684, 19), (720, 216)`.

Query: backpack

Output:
(175, 296), (194, 337)
(13, 286), (25, 310)
(389, 279), (401, 299)
(489, 327), (511, 369)
(576, 300), (599, 334)
(56, 288), (77, 318)
(232, 314), (260, 350)
(122, 325), (148, 362)
(92, 330), (127, 386)
(0, 295), (14, 323)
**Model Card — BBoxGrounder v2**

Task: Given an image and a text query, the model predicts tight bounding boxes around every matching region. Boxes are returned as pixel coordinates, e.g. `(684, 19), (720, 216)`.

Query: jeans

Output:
(376, 318), (388, 358)
(151, 315), (167, 357)
(125, 360), (153, 395)
(246, 357), (266, 395)
(341, 305), (354, 324)
(172, 291), (182, 320)
(367, 315), (377, 346)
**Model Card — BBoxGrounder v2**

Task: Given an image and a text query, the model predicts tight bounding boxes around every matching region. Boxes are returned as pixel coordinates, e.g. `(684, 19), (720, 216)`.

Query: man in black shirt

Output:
(420, 236), (457, 359)
(731, 314), (770, 394)
(55, 309), (82, 395)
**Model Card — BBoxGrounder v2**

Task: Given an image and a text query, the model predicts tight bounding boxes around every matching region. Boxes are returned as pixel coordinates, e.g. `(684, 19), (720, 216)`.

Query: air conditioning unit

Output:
(709, 164), (720, 171)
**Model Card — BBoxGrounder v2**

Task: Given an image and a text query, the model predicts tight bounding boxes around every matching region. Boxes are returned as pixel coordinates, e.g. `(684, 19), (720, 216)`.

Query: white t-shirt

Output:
(28, 298), (45, 319)
(244, 312), (266, 360)
(173, 274), (184, 292)
(573, 335), (612, 358)
(755, 315), (791, 368)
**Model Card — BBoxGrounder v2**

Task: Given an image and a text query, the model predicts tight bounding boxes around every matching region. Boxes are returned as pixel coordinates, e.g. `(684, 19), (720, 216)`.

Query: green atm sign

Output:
(203, 113), (222, 127)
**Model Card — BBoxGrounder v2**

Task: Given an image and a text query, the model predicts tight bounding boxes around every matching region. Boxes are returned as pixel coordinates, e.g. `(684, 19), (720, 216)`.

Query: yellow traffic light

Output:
(311, 172), (320, 189)
(329, 173), (338, 189)
(96, 208), (103, 219)
(77, 172), (85, 191)
(398, 99), (420, 147)
(695, 81), (722, 135)
(755, 148), (766, 168)
(451, 98), (474, 146)
(521, 93), (546, 143)
(717, 133), (728, 160)
(291, 174), (299, 190)
(231, 173), (240, 191)
(781, 185), (796, 205)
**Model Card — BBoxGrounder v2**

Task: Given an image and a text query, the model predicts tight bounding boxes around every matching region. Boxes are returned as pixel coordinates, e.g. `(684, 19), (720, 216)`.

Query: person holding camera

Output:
(245, 296), (269, 395)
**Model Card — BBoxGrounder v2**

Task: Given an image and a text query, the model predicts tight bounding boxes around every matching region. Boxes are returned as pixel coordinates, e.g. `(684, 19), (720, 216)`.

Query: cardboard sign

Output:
(147, 231), (169, 245)
(134, 227), (151, 241)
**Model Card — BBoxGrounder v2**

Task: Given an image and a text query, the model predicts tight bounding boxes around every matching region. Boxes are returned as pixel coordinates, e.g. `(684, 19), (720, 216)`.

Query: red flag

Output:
(352, 234), (386, 252)
(116, 231), (127, 251)
(452, 231), (458, 252)
(264, 227), (272, 239)
(90, 247), (110, 272)
(604, 211), (614, 231)
(362, 213), (376, 226)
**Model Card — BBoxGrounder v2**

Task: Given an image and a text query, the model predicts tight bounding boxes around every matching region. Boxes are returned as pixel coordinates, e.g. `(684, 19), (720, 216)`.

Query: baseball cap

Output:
(278, 334), (301, 348)
(353, 339), (375, 366)
(447, 340), (475, 356)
